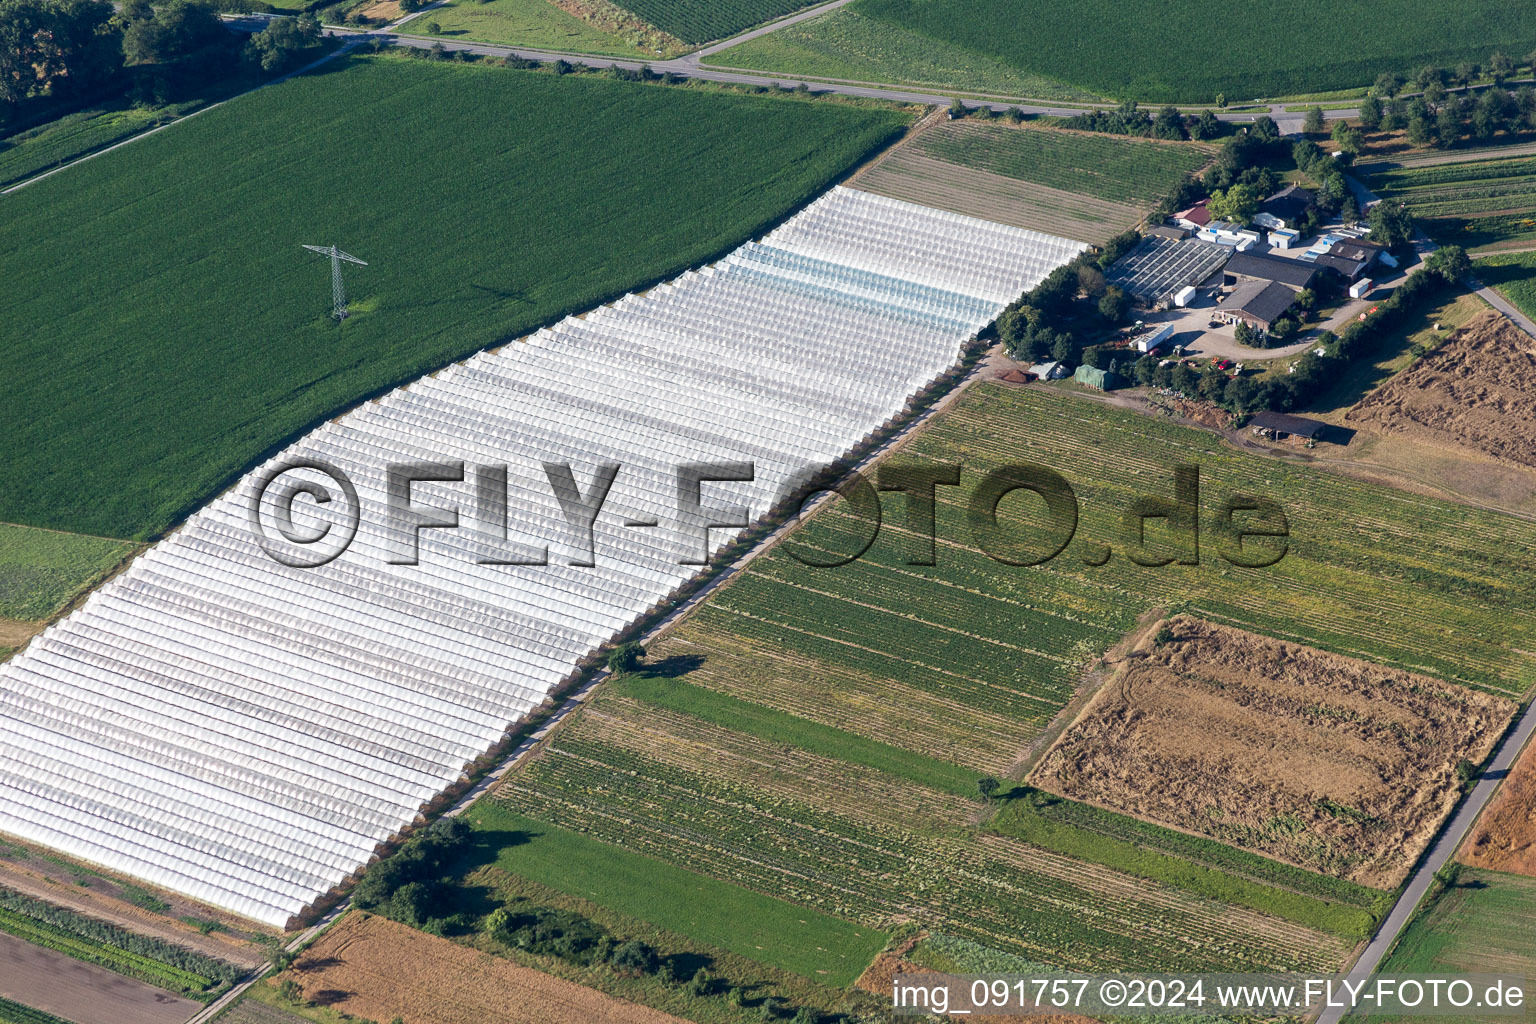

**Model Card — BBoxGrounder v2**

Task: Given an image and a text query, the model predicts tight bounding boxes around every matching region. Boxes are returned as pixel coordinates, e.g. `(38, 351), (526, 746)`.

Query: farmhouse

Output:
(1252, 185), (1316, 231)
(1173, 199), (1212, 231)
(1216, 280), (1298, 332)
(1250, 410), (1331, 440)
(1223, 250), (1319, 291)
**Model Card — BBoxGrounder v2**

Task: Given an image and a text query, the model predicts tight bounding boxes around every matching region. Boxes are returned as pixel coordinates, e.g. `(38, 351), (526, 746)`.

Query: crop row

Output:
(0, 888), (240, 995)
(618, 0), (814, 44)
(504, 722), (1350, 972)
(0, 996), (71, 1024)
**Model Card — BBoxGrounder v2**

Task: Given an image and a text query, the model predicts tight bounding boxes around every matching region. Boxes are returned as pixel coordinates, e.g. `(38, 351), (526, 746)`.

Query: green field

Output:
(715, 0), (1536, 102)
(1478, 250), (1536, 319)
(918, 122), (1211, 205)
(0, 104), (191, 190)
(706, 5), (1101, 101)
(0, 55), (908, 540)
(617, 0), (815, 45)
(457, 802), (888, 985)
(1369, 869), (1536, 1024)
(0, 523), (134, 621)
(1371, 156), (1536, 250)
(416, 0), (672, 56)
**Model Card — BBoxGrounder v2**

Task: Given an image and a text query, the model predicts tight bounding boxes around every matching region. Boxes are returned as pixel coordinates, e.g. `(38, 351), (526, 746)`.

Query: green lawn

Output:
(707, 5), (1101, 101)
(717, 0), (1536, 103)
(1367, 869), (1536, 1024)
(1478, 250), (1536, 320)
(918, 122), (1211, 205)
(415, 0), (673, 56)
(457, 802), (889, 985)
(612, 673), (981, 797)
(0, 54), (909, 540)
(0, 523), (134, 621)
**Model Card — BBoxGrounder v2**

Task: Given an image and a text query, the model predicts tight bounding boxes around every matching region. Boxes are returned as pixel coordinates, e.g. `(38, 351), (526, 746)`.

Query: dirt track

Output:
(1346, 311), (1536, 469)
(0, 931), (196, 1024)
(1462, 732), (1536, 877)
(284, 913), (687, 1024)
(1031, 617), (1515, 888)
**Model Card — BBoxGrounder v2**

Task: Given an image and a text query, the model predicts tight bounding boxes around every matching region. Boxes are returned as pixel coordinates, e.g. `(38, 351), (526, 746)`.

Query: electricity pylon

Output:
(301, 244), (368, 320)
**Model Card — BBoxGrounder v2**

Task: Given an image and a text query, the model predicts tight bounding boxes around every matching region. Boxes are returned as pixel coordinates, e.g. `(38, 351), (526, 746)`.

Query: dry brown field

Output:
(1462, 733), (1536, 877)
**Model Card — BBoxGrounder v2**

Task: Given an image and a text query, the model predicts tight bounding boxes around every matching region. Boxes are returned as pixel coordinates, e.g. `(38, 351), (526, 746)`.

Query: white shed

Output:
(1349, 278), (1373, 299)
(1173, 285), (1198, 308)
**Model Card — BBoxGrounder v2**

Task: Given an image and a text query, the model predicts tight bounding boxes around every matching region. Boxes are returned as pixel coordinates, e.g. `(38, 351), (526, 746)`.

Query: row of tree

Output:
(1370, 52), (1536, 100)
(1062, 100), (1225, 141)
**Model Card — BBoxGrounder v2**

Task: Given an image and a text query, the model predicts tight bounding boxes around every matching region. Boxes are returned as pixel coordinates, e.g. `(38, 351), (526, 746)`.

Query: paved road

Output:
(1316, 699), (1536, 1024)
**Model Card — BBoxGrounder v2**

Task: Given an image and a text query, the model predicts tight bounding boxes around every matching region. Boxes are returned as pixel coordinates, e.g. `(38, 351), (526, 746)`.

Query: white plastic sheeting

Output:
(0, 188), (1086, 926)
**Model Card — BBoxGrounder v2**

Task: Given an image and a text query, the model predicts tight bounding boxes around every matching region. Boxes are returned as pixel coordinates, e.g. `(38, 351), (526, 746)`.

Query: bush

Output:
(608, 938), (659, 974)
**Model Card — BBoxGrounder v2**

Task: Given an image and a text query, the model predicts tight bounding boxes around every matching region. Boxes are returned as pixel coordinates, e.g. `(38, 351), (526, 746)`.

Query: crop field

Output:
(1370, 869), (1536, 1024)
(0, 998), (70, 1024)
(1031, 617), (1514, 888)
(0, 105), (189, 190)
(1462, 734), (1536, 877)
(705, 6), (1101, 101)
(0, 524), (134, 622)
(1478, 250), (1536, 321)
(617, 0), (815, 44)
(715, 0), (1536, 102)
(499, 690), (1354, 972)
(0, 54), (910, 540)
(1370, 156), (1536, 250)
(1346, 311), (1536, 471)
(852, 122), (1207, 244)
(418, 0), (681, 56)
(459, 801), (888, 985)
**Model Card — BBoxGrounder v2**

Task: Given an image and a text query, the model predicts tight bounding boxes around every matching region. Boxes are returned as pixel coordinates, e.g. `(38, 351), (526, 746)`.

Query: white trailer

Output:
(1173, 285), (1198, 308)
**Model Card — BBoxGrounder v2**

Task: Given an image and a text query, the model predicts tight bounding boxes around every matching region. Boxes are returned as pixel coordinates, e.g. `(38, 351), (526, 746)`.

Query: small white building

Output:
(1029, 360), (1071, 380)
(1268, 228), (1301, 249)
(1173, 285), (1198, 307)
(1349, 278), (1374, 299)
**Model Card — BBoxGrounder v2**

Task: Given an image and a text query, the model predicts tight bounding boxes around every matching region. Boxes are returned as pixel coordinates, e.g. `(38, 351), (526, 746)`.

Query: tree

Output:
(1406, 115), (1435, 147)
(977, 776), (1000, 801)
(1529, 47), (1536, 74)
(1, 0), (121, 111)
(423, 19), (440, 33)
(1303, 106), (1324, 133)
(1215, 92), (1226, 109)
(1291, 139), (1321, 170)
(1208, 182), (1260, 226)
(1489, 51), (1514, 85)
(1233, 321), (1261, 347)
(947, 95), (965, 119)
(1153, 104), (1186, 140)
(607, 641), (644, 674)
(1357, 95), (1382, 130)
(1097, 286), (1130, 323)
(1191, 108), (1221, 140)
(1249, 115), (1279, 141)
(1423, 79), (1446, 107)
(121, 0), (224, 65)
(1368, 201), (1415, 250)
(1413, 65), (1442, 89)
(1330, 121), (1362, 155)
(609, 939), (659, 975)
(686, 969), (713, 998)
(1453, 62), (1478, 87)
(1380, 98), (1407, 132)
(1340, 194), (1361, 226)
(1424, 245), (1470, 283)
(1371, 71), (1403, 97)
(244, 13), (320, 72)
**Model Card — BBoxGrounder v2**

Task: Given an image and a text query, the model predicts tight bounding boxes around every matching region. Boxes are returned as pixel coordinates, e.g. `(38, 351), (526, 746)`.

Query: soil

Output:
(1346, 311), (1536, 470)
(1030, 617), (1515, 889)
(283, 912), (688, 1024)
(0, 617), (42, 648)
(1461, 733), (1536, 877)
(0, 931), (196, 1024)
(356, 0), (401, 20)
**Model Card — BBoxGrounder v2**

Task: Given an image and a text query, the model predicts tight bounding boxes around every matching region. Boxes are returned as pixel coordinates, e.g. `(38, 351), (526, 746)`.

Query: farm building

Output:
(1029, 360), (1071, 380)
(1174, 199), (1212, 230)
(1252, 185), (1316, 231)
(1132, 322), (1176, 353)
(1268, 228), (1301, 249)
(1216, 280), (1299, 331)
(1074, 364), (1124, 391)
(1105, 235), (1230, 308)
(1223, 250), (1319, 291)
(1148, 224), (1190, 241)
(1314, 239), (1383, 281)
(1249, 410), (1332, 441)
